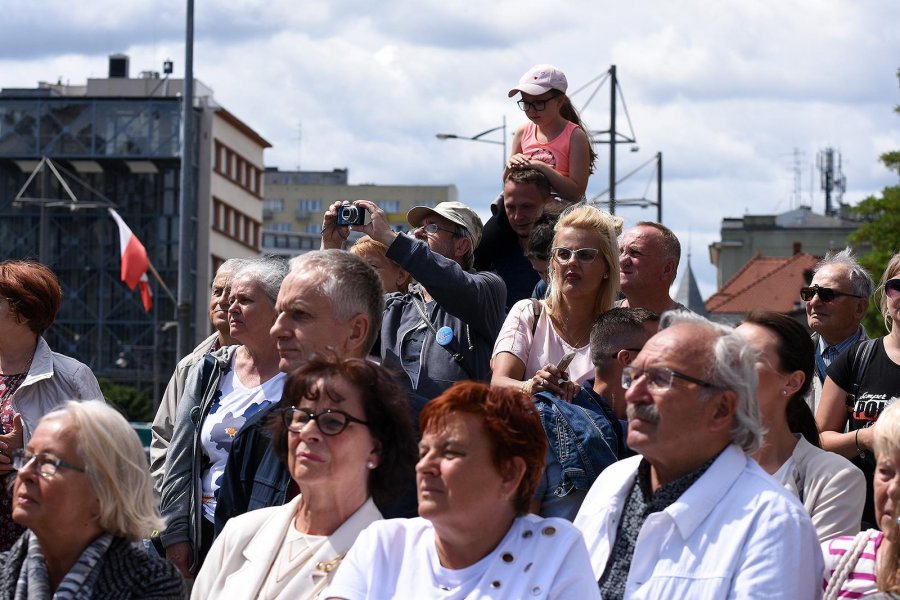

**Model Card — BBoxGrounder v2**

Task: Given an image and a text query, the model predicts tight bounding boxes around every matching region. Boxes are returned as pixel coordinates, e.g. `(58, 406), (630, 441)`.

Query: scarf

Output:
(14, 531), (113, 600)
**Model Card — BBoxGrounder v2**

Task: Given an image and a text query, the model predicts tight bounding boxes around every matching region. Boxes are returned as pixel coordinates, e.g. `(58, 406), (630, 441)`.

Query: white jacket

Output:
(192, 495), (382, 600)
(574, 444), (824, 599)
(10, 337), (103, 443)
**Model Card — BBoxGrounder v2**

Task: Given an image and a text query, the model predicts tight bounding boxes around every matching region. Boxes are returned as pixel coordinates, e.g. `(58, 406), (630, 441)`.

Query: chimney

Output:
(108, 54), (129, 79)
(792, 242), (802, 255)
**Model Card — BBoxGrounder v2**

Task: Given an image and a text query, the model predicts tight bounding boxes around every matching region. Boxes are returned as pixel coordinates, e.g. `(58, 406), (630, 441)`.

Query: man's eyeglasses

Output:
(282, 407), (369, 436)
(621, 365), (716, 392)
(799, 284), (865, 303)
(551, 247), (600, 264)
(884, 278), (900, 299)
(517, 93), (561, 112)
(417, 223), (459, 237)
(12, 450), (86, 478)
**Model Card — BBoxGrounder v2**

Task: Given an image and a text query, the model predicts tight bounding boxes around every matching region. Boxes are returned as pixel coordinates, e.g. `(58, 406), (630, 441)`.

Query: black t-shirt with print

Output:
(827, 338), (900, 527)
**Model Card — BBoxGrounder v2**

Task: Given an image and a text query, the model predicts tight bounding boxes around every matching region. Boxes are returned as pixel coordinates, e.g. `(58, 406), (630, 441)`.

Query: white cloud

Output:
(1, 0), (898, 298)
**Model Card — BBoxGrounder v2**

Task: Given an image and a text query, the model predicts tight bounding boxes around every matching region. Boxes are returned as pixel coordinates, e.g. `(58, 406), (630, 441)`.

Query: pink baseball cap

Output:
(507, 64), (568, 97)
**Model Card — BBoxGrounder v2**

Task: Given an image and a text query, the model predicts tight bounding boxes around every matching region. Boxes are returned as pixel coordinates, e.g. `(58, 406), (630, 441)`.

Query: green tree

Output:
(848, 68), (900, 337)
(97, 378), (154, 422)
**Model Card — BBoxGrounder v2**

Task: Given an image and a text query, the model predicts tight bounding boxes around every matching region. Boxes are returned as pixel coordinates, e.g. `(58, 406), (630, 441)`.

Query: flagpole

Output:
(147, 262), (177, 303)
(176, 0), (195, 360)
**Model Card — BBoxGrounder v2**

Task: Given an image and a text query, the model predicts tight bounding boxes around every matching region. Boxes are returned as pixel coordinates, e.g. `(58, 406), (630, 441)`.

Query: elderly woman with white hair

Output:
(0, 401), (184, 597)
(161, 257), (289, 577)
(822, 401), (900, 598)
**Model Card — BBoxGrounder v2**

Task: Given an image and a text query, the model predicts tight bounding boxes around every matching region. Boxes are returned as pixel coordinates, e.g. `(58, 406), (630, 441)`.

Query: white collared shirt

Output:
(574, 444), (824, 599)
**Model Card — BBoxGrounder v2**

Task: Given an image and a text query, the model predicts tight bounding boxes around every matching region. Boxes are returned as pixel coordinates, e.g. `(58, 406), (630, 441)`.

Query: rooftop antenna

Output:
(817, 147), (846, 217)
(791, 148), (805, 209)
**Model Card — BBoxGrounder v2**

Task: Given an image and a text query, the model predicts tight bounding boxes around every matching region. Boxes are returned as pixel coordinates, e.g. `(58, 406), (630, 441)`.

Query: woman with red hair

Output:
(325, 381), (599, 599)
(0, 260), (102, 551)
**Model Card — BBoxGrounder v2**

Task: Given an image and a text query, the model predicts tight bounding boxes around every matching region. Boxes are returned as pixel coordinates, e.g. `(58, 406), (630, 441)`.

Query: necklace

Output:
(549, 312), (590, 348)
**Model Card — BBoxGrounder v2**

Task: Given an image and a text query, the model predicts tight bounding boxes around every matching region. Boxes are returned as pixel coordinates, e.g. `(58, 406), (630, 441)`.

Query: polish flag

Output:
(109, 208), (153, 312)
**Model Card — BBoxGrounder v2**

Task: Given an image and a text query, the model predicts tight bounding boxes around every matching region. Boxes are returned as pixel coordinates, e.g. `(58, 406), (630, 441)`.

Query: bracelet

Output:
(855, 429), (866, 460)
(521, 380), (532, 396)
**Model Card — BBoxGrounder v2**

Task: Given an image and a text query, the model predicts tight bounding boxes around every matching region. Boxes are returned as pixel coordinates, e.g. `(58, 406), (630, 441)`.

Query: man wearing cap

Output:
(323, 199), (506, 400)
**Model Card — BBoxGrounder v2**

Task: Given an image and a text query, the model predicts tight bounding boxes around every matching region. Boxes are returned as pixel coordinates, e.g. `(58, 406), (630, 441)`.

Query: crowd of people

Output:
(0, 63), (897, 599)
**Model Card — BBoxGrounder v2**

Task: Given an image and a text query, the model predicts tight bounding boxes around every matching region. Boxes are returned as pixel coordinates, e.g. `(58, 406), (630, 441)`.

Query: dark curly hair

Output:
(269, 354), (417, 507)
(419, 381), (547, 515)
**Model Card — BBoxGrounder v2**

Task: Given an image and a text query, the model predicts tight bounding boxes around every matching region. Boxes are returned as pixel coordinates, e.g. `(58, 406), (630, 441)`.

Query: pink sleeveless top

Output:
(520, 120), (579, 177)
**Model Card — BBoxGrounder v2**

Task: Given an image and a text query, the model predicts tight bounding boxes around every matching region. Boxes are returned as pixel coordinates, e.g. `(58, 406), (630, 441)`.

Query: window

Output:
(377, 200), (401, 213)
(264, 199), (284, 213)
(305, 222), (323, 234)
(297, 199), (322, 214)
(266, 222), (292, 232)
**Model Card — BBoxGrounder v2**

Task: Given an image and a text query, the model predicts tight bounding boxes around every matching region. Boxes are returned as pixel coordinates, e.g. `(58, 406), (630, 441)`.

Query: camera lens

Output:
(340, 206), (358, 221)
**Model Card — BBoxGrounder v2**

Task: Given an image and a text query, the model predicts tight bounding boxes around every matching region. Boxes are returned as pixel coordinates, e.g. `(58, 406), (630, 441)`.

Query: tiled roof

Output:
(706, 251), (819, 314)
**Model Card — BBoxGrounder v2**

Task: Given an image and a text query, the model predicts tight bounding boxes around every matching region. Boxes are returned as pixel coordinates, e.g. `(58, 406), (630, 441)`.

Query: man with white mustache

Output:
(574, 311), (823, 599)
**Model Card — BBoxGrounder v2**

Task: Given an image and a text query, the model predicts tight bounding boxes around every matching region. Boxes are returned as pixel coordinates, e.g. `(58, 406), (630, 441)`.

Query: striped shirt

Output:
(822, 529), (884, 598)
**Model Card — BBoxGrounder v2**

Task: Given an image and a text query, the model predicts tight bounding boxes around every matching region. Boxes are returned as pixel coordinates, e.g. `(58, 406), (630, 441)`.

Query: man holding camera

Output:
(322, 199), (506, 399)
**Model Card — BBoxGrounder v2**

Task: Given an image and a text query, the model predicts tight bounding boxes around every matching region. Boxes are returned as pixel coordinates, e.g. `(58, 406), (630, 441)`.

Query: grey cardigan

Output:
(159, 345), (237, 565)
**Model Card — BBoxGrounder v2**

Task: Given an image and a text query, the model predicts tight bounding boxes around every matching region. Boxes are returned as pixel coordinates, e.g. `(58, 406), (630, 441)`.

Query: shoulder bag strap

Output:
(823, 531), (871, 600)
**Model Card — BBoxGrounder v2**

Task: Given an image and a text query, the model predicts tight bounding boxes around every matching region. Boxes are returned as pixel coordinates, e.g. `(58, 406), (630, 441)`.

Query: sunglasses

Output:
(799, 284), (864, 303)
(551, 247), (600, 264)
(885, 278), (900, 298)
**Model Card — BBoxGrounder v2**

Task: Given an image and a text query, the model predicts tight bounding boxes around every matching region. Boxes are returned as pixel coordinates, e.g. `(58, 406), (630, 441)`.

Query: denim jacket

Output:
(534, 381), (623, 498)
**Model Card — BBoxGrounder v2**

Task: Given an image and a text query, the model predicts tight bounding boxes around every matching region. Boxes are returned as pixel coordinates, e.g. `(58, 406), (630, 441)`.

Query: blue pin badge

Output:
(436, 326), (454, 347)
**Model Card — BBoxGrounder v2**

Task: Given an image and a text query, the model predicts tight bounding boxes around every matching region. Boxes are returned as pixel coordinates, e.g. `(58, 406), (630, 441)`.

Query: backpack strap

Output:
(530, 298), (543, 336)
(847, 339), (877, 407)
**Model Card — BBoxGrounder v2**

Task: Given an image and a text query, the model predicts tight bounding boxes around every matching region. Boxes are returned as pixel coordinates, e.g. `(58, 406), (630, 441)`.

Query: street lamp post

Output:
(435, 116), (507, 168)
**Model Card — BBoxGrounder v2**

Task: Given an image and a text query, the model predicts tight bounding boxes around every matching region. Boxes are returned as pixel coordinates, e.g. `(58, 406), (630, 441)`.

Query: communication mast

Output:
(817, 147), (846, 217)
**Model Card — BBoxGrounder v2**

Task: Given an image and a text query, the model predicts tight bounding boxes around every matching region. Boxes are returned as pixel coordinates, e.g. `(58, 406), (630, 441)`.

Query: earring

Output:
(781, 389), (788, 396)
(366, 460), (376, 469)
(603, 273), (609, 279)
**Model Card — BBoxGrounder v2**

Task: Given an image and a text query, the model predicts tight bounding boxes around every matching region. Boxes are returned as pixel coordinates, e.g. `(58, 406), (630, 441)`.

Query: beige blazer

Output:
(192, 495), (382, 600)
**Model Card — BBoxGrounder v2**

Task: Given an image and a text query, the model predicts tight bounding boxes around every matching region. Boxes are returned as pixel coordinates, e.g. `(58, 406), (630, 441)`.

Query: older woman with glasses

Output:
(817, 252), (900, 529)
(0, 401), (184, 597)
(192, 355), (416, 600)
(0, 260), (102, 551)
(325, 381), (599, 599)
(492, 203), (620, 400)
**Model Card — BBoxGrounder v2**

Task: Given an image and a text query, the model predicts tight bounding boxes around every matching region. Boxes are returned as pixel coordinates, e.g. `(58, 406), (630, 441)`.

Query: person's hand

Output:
(506, 152), (532, 171)
(525, 364), (574, 400)
(165, 542), (193, 579)
(321, 201), (350, 249)
(0, 414), (24, 474)
(351, 200), (398, 247)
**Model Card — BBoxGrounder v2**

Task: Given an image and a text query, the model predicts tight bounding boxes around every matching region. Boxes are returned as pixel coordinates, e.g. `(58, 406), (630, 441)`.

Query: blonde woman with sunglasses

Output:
(817, 252), (900, 529)
(491, 204), (621, 400)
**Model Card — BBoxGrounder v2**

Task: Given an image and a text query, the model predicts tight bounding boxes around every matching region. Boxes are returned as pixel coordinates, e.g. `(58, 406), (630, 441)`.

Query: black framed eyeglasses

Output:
(621, 365), (716, 391)
(282, 407), (369, 436)
(417, 223), (460, 237)
(884, 278), (900, 299)
(799, 284), (865, 303)
(551, 246), (600, 264)
(12, 450), (86, 478)
(517, 92), (561, 112)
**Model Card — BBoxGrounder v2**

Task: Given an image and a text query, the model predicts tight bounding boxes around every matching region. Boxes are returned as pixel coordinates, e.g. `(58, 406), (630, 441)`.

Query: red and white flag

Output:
(109, 208), (153, 312)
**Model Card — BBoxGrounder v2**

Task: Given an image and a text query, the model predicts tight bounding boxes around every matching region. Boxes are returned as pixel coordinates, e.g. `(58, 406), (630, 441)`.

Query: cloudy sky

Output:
(2, 0), (898, 297)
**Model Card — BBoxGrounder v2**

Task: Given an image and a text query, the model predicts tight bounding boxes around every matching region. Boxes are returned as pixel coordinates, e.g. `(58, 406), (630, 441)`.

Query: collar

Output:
(816, 326), (864, 355)
(21, 337), (54, 388)
(656, 444), (746, 540)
